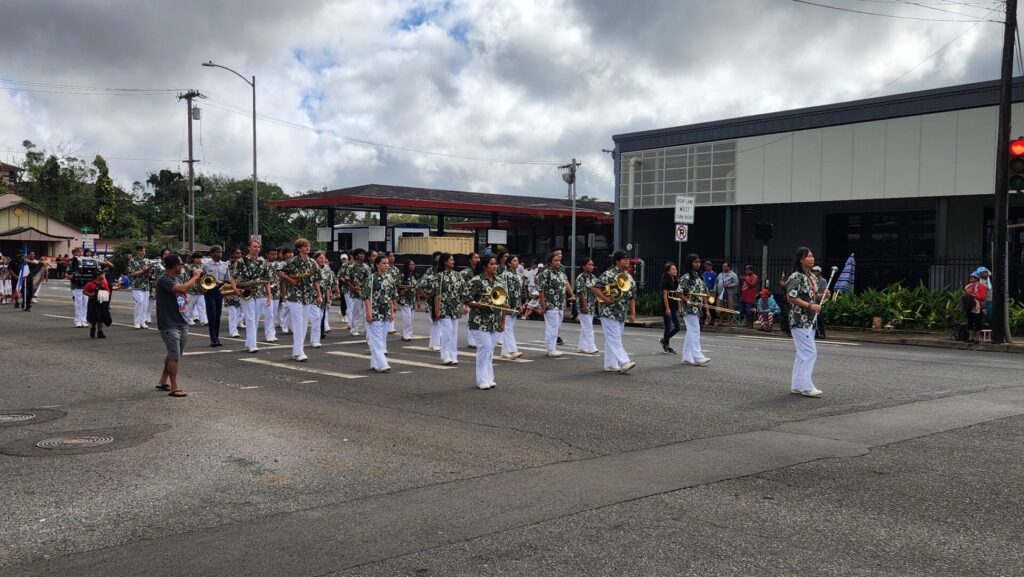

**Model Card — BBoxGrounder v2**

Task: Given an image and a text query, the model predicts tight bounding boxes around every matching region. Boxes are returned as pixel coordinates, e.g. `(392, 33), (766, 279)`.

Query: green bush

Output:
(634, 293), (663, 316)
(823, 282), (1023, 335)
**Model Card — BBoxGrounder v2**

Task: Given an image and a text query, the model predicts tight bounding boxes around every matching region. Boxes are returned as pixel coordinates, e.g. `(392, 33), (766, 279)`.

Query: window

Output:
(618, 140), (738, 209)
(826, 211), (935, 258)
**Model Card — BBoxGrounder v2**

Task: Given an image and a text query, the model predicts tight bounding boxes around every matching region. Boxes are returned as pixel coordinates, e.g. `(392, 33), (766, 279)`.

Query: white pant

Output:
(288, 302), (321, 357)
(502, 314), (519, 354)
(681, 314), (708, 364)
(578, 313), (596, 352)
(387, 319), (395, 334)
(188, 293), (207, 324)
(228, 305), (241, 335)
(367, 320), (389, 369)
(439, 317), (459, 363)
(460, 317), (473, 347)
(132, 290), (149, 326)
(544, 309), (563, 351)
(72, 288), (87, 325)
(0, 279), (10, 296)
(472, 330), (498, 386)
(346, 294), (364, 334)
(601, 318), (631, 370)
(400, 305), (414, 339)
(322, 306), (331, 332)
(278, 299), (290, 327)
(263, 300), (278, 341)
(308, 305), (323, 343)
(791, 327), (818, 392)
(429, 319), (441, 348)
(242, 299), (267, 349)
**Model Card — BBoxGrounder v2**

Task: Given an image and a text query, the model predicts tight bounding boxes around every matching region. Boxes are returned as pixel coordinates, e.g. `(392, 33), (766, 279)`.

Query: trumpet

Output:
(199, 274), (219, 292)
(602, 272), (633, 301)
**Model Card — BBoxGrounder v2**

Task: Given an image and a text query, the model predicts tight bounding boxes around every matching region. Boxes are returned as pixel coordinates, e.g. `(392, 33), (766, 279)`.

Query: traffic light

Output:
(1009, 138), (1024, 192)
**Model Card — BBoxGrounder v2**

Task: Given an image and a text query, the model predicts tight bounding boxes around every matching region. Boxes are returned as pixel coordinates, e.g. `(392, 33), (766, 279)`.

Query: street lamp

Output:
(560, 159), (580, 282)
(202, 60), (259, 238)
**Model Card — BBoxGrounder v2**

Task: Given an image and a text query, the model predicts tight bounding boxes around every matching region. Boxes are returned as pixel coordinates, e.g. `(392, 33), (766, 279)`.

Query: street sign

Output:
(82, 237), (95, 250)
(674, 224), (688, 242)
(674, 195), (695, 224)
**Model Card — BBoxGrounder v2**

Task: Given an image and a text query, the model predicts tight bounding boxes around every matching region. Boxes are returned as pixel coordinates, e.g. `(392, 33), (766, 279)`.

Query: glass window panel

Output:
(696, 192), (711, 205)
(712, 151), (736, 165)
(694, 153), (712, 166)
(696, 166), (712, 180)
(642, 170), (657, 183)
(641, 183), (657, 196)
(711, 192), (727, 203)
(711, 179), (728, 192)
(664, 168), (687, 181)
(695, 144), (712, 154)
(712, 165), (733, 179)
(695, 180), (711, 192)
(687, 168), (696, 180)
(664, 181), (686, 195)
(714, 141), (736, 151)
(664, 155), (687, 169)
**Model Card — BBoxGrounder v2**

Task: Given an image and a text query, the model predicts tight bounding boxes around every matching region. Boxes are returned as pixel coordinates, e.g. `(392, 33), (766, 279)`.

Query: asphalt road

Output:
(1, 280), (1022, 576)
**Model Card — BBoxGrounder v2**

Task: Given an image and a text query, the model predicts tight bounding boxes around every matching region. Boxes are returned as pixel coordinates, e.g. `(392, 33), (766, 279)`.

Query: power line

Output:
(789, 0), (1000, 21)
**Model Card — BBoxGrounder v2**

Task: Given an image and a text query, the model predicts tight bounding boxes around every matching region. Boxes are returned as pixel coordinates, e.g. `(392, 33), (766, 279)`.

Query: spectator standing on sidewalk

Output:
(714, 261), (738, 326)
(963, 272), (987, 344)
(975, 267), (993, 320)
(659, 262), (680, 354)
(701, 261), (717, 325)
(739, 265), (759, 329)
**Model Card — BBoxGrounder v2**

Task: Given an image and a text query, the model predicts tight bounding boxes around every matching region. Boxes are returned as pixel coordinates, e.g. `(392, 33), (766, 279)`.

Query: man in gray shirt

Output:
(157, 254), (201, 397)
(714, 261), (739, 325)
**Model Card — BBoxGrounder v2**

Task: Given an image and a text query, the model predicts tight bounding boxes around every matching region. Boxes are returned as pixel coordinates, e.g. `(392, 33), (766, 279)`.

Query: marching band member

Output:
(591, 251), (637, 373)
(316, 251), (336, 336)
(277, 247), (293, 333)
(183, 252), (208, 326)
(398, 259), (418, 342)
(66, 247), (88, 327)
(432, 253), (464, 365)
(148, 249), (171, 327)
(234, 239), (272, 353)
(537, 251), (574, 357)
(574, 258), (599, 354)
(417, 252), (442, 351)
(499, 254), (524, 360)
(262, 247), (280, 342)
(0, 255), (10, 304)
(676, 254), (712, 366)
(462, 252), (480, 348)
(226, 247), (244, 337)
(127, 244), (153, 328)
(337, 253), (350, 325)
(363, 254), (397, 372)
(277, 238), (323, 362)
(201, 245), (231, 347)
(786, 247), (825, 397)
(386, 251), (399, 335)
(310, 251), (331, 340)
(345, 248), (370, 337)
(463, 255), (504, 389)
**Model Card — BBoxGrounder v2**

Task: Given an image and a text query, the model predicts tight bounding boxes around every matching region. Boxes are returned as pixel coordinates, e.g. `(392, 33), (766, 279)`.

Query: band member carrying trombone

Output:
(675, 253), (712, 366)
(591, 251), (637, 374)
(234, 238), (273, 353)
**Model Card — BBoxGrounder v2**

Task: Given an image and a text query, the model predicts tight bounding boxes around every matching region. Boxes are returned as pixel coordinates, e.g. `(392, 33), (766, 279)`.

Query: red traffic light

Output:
(1011, 139), (1024, 157)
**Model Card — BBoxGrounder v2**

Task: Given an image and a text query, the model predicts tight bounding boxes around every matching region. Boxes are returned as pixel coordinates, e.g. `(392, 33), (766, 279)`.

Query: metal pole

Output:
(993, 0), (1016, 343)
(252, 75), (258, 238)
(570, 158), (577, 283)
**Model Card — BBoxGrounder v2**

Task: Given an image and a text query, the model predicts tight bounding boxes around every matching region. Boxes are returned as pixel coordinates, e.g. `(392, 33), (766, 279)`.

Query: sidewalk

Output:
(625, 315), (1024, 354)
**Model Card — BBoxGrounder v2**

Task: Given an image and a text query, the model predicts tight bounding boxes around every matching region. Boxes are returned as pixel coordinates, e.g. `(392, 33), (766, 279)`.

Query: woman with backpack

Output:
(963, 272), (987, 344)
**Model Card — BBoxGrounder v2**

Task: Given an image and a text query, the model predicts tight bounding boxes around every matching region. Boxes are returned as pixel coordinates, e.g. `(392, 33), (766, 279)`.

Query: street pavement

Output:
(0, 280), (1022, 576)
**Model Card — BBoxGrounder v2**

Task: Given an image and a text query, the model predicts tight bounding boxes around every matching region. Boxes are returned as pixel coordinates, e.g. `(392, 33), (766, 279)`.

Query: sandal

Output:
(155, 384), (171, 391)
(168, 389), (188, 397)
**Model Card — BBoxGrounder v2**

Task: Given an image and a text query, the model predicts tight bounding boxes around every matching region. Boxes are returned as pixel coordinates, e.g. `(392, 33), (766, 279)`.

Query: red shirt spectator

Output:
(740, 267), (759, 304)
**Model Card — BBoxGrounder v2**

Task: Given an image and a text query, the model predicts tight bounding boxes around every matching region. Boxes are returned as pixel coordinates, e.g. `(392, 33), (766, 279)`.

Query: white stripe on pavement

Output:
(402, 345), (533, 363)
(327, 350), (456, 369)
(239, 357), (366, 379)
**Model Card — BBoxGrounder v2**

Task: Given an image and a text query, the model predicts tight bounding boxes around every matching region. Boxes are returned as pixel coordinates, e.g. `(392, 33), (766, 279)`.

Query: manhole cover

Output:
(0, 413), (36, 423)
(36, 435), (115, 450)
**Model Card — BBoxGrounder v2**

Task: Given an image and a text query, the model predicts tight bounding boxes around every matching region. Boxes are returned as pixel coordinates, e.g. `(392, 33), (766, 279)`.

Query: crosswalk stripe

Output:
(239, 357), (366, 379)
(327, 350), (456, 369)
(402, 345), (533, 363)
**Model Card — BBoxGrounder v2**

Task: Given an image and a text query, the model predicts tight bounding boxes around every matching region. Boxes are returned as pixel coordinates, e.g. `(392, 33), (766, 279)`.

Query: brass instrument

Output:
(673, 291), (739, 315)
(481, 285), (517, 313)
(199, 274), (219, 292)
(219, 283), (253, 300)
(602, 272), (633, 301)
(286, 272), (313, 281)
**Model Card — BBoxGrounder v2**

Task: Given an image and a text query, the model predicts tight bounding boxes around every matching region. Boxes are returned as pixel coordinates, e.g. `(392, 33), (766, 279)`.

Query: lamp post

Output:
(202, 60), (258, 238)
(560, 159), (581, 281)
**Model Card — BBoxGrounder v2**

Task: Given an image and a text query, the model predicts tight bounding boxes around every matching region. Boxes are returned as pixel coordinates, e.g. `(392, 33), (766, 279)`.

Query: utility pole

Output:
(993, 0), (1016, 344)
(560, 158), (581, 281)
(177, 89), (202, 253)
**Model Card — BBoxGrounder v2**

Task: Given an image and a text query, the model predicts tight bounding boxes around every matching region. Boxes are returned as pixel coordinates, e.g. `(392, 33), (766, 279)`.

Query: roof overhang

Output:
(0, 226), (74, 242)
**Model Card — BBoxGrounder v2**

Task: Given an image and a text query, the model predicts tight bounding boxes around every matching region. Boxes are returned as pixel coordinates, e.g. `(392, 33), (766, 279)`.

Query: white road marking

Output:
(327, 350), (456, 369)
(514, 345), (594, 357)
(721, 334), (861, 346)
(402, 345), (533, 363)
(239, 386), (262, 390)
(239, 357), (366, 379)
(183, 350), (240, 356)
(300, 380), (318, 384)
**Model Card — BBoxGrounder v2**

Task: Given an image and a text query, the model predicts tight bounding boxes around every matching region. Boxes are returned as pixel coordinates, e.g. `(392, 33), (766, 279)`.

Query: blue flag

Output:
(834, 253), (855, 293)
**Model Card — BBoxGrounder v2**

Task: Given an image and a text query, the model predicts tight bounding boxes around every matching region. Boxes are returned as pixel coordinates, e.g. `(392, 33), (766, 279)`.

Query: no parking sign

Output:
(674, 224), (688, 242)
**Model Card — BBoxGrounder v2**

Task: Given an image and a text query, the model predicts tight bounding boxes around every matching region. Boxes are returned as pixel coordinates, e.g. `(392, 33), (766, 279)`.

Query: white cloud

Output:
(0, 0), (1005, 202)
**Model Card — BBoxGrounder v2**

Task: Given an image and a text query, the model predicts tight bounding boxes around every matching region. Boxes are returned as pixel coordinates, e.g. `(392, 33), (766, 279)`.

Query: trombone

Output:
(672, 291), (740, 315)
(601, 272), (633, 301)
(219, 284), (253, 300)
(480, 285), (518, 313)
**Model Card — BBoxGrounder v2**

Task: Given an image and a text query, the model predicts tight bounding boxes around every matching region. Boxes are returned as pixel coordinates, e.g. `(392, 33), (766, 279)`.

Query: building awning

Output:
(0, 226), (74, 242)
(271, 183), (613, 220)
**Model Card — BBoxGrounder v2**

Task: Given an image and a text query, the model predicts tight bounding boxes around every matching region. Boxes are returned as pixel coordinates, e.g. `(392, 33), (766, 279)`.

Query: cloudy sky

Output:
(0, 0), (1010, 202)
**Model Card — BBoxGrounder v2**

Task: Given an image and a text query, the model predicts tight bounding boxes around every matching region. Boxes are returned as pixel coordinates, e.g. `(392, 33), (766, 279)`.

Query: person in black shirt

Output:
(21, 252), (42, 312)
(660, 262), (680, 354)
(66, 247), (89, 327)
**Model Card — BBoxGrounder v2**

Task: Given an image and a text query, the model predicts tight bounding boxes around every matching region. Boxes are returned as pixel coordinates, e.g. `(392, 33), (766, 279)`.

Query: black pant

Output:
(662, 310), (680, 344)
(205, 288), (224, 342)
(22, 278), (33, 310)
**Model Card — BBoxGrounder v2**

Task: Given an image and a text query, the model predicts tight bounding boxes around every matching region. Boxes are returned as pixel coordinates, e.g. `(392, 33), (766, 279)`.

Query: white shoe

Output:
(134, 324), (142, 329)
(351, 332), (360, 337)
(476, 382), (493, 390)
(401, 337), (412, 342)
(696, 358), (711, 366)
(429, 346), (441, 352)
(546, 350), (563, 357)
(511, 351), (524, 359)
(200, 322), (209, 326)
(443, 359), (454, 366)
(341, 316), (348, 323)
(246, 347), (259, 353)
(375, 366), (391, 373)
(240, 323), (246, 328)
(618, 361), (637, 373)
(143, 322), (151, 328)
(266, 338), (279, 343)
(500, 353), (514, 360)
(388, 330), (397, 335)
(230, 333), (240, 338)
(281, 327), (290, 334)
(188, 320), (196, 326)
(578, 348), (599, 354)
(311, 342), (322, 348)
(294, 354), (308, 362)
(800, 388), (823, 398)
(604, 365), (622, 372)
(790, 389), (803, 395)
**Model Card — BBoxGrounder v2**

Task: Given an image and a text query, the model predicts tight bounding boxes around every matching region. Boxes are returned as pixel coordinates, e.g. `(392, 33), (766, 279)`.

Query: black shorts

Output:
(966, 312), (983, 331)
